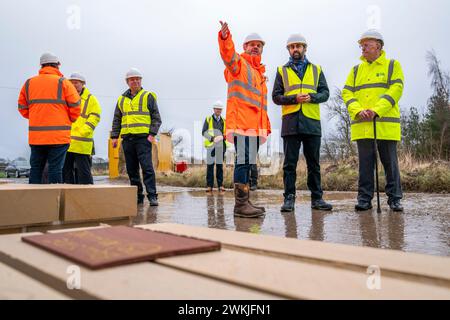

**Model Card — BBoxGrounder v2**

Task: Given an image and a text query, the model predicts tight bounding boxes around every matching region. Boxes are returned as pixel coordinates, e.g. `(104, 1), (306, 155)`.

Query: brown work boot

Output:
(218, 186), (226, 194)
(205, 187), (213, 194)
(247, 184), (266, 212)
(233, 183), (265, 218)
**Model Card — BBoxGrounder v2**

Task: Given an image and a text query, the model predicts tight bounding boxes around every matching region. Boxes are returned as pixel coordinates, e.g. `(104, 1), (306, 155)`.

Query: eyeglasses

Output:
(359, 43), (377, 49)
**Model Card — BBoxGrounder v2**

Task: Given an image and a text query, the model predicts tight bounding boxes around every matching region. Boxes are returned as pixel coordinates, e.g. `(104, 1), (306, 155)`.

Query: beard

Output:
(291, 51), (304, 60)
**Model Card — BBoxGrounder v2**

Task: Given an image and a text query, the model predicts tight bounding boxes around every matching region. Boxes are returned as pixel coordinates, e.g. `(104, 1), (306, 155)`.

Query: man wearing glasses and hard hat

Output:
(342, 30), (405, 212)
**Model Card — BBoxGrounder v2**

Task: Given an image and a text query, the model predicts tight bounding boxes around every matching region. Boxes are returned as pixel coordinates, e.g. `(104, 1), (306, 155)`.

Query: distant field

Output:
(155, 155), (450, 193)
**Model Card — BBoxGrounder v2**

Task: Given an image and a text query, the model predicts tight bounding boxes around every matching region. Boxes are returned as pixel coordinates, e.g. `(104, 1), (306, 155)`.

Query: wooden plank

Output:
(137, 223), (450, 283)
(0, 262), (70, 300)
(0, 233), (279, 300)
(155, 247), (450, 299)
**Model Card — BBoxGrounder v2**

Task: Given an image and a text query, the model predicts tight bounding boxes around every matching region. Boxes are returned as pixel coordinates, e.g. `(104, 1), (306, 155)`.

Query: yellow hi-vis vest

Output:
(204, 116), (230, 148)
(278, 63), (322, 120)
(117, 89), (156, 136)
(68, 87), (101, 155)
(342, 51), (404, 141)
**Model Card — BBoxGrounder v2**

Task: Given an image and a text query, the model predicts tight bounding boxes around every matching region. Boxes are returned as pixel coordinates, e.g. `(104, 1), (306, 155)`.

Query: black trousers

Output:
(357, 139), (402, 203)
(122, 136), (157, 200)
(283, 134), (323, 200)
(63, 152), (93, 184)
(206, 146), (225, 188)
(249, 164), (258, 187)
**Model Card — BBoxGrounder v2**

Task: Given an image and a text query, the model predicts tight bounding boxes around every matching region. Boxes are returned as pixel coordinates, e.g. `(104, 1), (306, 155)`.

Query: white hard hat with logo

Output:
(126, 68), (143, 79)
(286, 33), (307, 47)
(358, 29), (384, 46)
(212, 100), (224, 109)
(40, 52), (60, 65)
(244, 33), (265, 46)
(69, 72), (86, 83)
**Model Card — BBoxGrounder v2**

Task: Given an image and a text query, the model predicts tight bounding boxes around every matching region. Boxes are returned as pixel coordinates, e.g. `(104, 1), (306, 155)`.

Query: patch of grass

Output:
(154, 157), (450, 193)
(92, 169), (109, 176)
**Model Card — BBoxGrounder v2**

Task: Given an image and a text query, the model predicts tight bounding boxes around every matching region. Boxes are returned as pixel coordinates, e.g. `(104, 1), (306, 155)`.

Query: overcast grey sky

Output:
(1, 0), (449, 160)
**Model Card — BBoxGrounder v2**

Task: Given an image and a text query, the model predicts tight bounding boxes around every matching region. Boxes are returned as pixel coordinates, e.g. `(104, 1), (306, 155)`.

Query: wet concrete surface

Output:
(3, 176), (449, 257)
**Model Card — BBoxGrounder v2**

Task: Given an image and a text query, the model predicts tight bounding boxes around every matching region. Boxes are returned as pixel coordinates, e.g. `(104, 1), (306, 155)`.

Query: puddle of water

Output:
(3, 176), (449, 256)
(133, 190), (450, 257)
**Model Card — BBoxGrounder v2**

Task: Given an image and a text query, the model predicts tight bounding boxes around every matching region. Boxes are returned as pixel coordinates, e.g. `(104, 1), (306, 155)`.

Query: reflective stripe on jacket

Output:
(278, 63), (322, 120)
(68, 87), (101, 155)
(342, 51), (404, 141)
(117, 89), (156, 136)
(204, 115), (231, 148)
(18, 66), (81, 145)
(218, 32), (271, 143)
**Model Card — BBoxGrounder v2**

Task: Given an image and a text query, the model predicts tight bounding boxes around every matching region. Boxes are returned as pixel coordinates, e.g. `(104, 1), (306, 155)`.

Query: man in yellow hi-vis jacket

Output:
(110, 68), (162, 206)
(63, 72), (101, 184)
(202, 100), (228, 194)
(342, 30), (404, 212)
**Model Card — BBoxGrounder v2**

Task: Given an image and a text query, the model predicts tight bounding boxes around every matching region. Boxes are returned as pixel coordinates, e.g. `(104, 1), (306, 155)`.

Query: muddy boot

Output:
(234, 183), (265, 218)
(247, 184), (266, 212)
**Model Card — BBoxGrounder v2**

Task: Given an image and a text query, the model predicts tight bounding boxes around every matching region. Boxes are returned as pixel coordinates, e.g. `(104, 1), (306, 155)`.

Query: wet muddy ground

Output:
(133, 188), (449, 257)
(4, 176), (449, 257)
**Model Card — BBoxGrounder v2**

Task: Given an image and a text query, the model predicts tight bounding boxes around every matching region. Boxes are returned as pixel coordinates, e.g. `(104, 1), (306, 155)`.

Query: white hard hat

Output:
(125, 67), (143, 79)
(244, 33), (265, 46)
(212, 100), (224, 109)
(69, 72), (86, 83)
(286, 33), (307, 47)
(40, 52), (60, 65)
(358, 29), (384, 45)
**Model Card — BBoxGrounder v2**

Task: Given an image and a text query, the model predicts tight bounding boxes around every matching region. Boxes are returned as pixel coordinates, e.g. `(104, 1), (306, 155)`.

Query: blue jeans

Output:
(233, 135), (260, 184)
(29, 144), (69, 184)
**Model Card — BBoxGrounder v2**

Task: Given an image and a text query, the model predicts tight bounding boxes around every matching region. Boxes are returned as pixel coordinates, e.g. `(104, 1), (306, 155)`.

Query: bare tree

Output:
(323, 88), (356, 161)
(426, 50), (450, 159)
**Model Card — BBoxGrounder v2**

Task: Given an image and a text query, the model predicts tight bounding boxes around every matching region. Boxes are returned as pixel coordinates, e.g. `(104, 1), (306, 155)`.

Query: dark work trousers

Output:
(249, 164), (258, 187)
(206, 145), (225, 188)
(283, 134), (323, 200)
(63, 152), (94, 184)
(122, 136), (157, 200)
(233, 135), (260, 184)
(356, 139), (403, 203)
(29, 144), (69, 184)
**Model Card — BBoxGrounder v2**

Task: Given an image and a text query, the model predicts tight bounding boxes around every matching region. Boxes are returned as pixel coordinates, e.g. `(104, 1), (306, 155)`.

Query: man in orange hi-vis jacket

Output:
(218, 21), (271, 218)
(18, 52), (81, 184)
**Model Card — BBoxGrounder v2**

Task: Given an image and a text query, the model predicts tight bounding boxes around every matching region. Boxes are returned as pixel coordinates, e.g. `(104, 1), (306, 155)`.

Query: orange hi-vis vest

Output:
(218, 32), (271, 144)
(18, 67), (81, 145)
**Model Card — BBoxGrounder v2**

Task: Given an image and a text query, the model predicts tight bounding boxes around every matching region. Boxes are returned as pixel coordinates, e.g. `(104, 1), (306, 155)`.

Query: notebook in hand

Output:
(22, 226), (221, 270)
